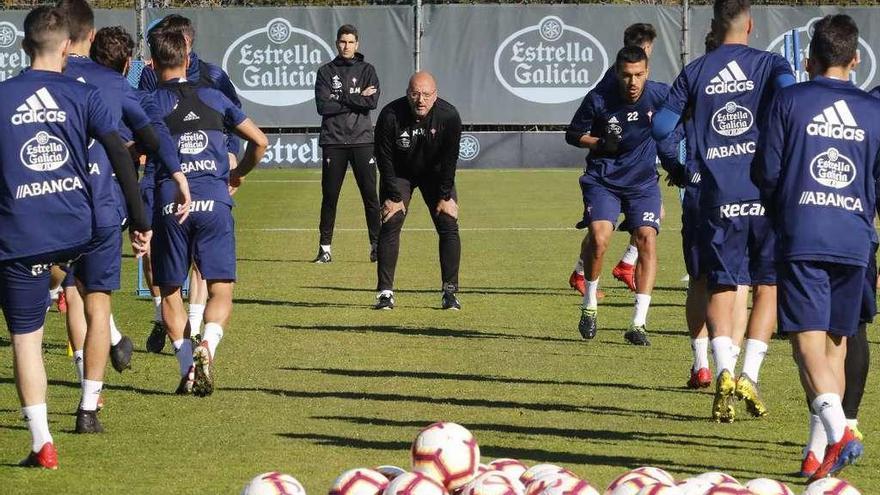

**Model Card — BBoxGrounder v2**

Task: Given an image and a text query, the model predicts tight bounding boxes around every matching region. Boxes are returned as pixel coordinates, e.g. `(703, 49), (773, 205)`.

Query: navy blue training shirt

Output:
(0, 69), (116, 261)
(753, 76), (880, 266)
(569, 79), (680, 189)
(655, 44), (793, 207)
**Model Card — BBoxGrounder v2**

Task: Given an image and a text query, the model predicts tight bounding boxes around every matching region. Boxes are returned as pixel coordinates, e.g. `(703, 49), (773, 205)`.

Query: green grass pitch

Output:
(1, 168), (877, 494)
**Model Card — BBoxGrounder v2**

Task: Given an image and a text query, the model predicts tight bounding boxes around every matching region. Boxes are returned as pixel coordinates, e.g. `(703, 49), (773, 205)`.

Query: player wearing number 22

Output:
(566, 46), (682, 346)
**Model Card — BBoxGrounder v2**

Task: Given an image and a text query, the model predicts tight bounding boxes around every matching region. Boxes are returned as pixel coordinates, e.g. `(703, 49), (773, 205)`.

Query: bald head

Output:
(407, 71), (438, 118)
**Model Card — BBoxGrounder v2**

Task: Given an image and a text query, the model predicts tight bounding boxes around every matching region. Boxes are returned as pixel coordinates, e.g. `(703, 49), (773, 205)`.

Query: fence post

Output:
(413, 0), (422, 72)
(680, 0), (689, 67)
(135, 0), (146, 59)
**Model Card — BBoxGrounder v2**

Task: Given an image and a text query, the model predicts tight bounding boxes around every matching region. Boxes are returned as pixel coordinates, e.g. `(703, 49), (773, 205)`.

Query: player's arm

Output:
(314, 66), (347, 116)
(656, 127), (686, 187)
(751, 93), (787, 208)
(438, 110), (462, 201)
(212, 67), (244, 157)
(652, 70), (689, 141)
(137, 64), (158, 92)
(771, 54), (797, 90)
(221, 97), (268, 188)
(375, 108), (401, 201)
(344, 64), (380, 111)
(565, 93), (596, 148)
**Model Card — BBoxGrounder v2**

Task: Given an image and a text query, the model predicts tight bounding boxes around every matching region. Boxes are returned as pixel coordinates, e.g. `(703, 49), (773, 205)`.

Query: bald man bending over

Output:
(373, 72), (463, 310)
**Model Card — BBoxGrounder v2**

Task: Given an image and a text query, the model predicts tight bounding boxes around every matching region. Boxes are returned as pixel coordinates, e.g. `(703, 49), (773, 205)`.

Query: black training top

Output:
(374, 96), (462, 201)
(314, 53), (380, 147)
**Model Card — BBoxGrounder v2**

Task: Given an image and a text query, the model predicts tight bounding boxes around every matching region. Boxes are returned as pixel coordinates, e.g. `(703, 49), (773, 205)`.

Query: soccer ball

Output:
(802, 478), (861, 495)
(376, 466), (408, 482)
(636, 485), (683, 495)
(330, 469), (390, 495)
(521, 465), (573, 485)
(489, 459), (528, 482)
(530, 476), (600, 495)
(411, 422), (480, 491)
(703, 482), (748, 494)
(695, 474), (738, 487)
(676, 478), (713, 495)
(605, 469), (673, 495)
(461, 471), (525, 495)
(629, 468), (675, 486)
(385, 472), (450, 495)
(525, 473), (581, 495)
(477, 464), (494, 477)
(743, 479), (793, 495)
(241, 472), (306, 495)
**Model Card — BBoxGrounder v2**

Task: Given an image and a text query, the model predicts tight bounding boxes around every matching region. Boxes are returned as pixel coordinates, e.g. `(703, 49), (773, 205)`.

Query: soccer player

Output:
(1, 5), (150, 467)
(140, 14), (241, 352)
(147, 29), (267, 396)
(569, 46), (681, 346)
(753, 14), (880, 479)
(569, 23), (657, 297)
(373, 71), (462, 310)
(313, 24), (381, 264)
(652, 0), (795, 421)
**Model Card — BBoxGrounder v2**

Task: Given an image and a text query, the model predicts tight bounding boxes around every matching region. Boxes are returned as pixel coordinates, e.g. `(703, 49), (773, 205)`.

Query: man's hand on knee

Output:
(436, 198), (458, 220)
(382, 199), (406, 223)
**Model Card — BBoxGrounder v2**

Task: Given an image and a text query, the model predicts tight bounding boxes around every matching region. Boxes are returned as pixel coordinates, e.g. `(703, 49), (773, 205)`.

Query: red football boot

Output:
(612, 261), (637, 292)
(19, 442), (58, 470)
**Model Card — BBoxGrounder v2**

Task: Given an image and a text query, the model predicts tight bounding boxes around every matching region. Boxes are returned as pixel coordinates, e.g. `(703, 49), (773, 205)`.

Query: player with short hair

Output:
(652, 0), (795, 422)
(313, 23), (381, 264)
(1, 5), (150, 468)
(147, 29), (267, 396)
(568, 46), (681, 346)
(753, 14), (880, 479)
(569, 22), (658, 297)
(373, 71), (462, 310)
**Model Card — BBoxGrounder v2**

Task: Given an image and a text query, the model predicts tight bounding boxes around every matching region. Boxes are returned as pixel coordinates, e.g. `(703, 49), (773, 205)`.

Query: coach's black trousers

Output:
(318, 145), (380, 246)
(377, 177), (460, 292)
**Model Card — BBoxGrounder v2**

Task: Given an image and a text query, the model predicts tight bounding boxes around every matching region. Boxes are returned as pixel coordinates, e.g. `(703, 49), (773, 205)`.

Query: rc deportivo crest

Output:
(494, 16), (608, 104)
(222, 18), (335, 107)
(768, 18), (877, 89)
(458, 134), (480, 161)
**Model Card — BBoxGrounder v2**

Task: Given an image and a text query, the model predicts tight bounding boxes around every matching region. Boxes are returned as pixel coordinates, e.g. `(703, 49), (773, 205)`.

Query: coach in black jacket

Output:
(373, 71), (463, 311)
(313, 24), (381, 264)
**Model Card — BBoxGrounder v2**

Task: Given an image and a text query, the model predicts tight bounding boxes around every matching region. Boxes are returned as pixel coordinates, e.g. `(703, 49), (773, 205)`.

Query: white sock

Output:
(582, 279), (599, 309)
(632, 293), (651, 326)
(731, 344), (741, 365)
(320, 244), (331, 253)
(711, 336), (734, 377)
(188, 303), (205, 335)
(805, 414), (827, 461)
(73, 350), (84, 383)
(152, 296), (162, 322)
(620, 244), (638, 265)
(173, 339), (194, 377)
(691, 337), (709, 371)
(379, 289), (394, 297)
(740, 339), (768, 382)
(49, 286), (62, 300)
(813, 393), (848, 443)
(80, 379), (102, 412)
(109, 314), (122, 346)
(574, 258), (584, 275)
(202, 322), (224, 358)
(847, 418), (859, 430)
(22, 404), (53, 452)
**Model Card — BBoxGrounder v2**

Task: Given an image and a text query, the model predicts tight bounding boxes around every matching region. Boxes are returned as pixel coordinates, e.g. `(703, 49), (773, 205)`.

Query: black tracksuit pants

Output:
(319, 145), (381, 246)
(377, 176), (460, 292)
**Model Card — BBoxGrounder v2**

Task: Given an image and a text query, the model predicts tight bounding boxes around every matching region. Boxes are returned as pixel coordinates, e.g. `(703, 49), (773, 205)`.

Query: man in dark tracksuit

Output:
(313, 24), (381, 263)
(373, 71), (462, 311)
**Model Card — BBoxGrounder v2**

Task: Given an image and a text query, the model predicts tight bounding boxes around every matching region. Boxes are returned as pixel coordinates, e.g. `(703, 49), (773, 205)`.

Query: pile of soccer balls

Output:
(240, 422), (861, 495)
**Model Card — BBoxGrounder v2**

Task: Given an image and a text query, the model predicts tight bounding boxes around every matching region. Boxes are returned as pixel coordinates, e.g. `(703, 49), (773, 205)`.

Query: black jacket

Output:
(314, 53), (380, 146)
(374, 97), (462, 201)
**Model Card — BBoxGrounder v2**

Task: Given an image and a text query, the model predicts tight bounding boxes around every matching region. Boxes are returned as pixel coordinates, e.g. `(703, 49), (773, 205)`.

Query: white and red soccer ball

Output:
(489, 459), (528, 483)
(695, 473), (738, 487)
(385, 472), (449, 495)
(802, 478), (861, 495)
(635, 485), (682, 495)
(331, 469), (390, 495)
(376, 466), (408, 482)
(241, 472), (306, 495)
(703, 482), (748, 495)
(521, 465), (574, 486)
(411, 422), (481, 490)
(528, 475), (600, 495)
(604, 468), (675, 495)
(743, 479), (793, 495)
(460, 471), (525, 495)
(675, 478), (713, 495)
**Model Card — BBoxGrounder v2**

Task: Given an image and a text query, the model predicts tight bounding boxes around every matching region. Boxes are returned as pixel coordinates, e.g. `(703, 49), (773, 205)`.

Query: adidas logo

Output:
(183, 111), (200, 122)
(11, 87), (67, 125)
(807, 100), (865, 142)
(705, 61), (754, 95)
(608, 116), (619, 124)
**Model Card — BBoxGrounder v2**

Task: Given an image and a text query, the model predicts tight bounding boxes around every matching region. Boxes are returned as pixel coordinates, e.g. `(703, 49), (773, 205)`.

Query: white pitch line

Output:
(244, 227), (576, 232)
(247, 179), (321, 183)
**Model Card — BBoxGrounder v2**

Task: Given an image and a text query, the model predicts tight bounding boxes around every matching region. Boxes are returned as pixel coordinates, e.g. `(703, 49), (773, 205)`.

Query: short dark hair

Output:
(91, 26), (133, 74)
(337, 24), (358, 41)
(56, 0), (93, 43)
(150, 14), (195, 43)
(615, 46), (648, 72)
(149, 30), (187, 69)
(810, 15), (859, 72)
(22, 6), (69, 57)
(623, 23), (656, 48)
(707, 0), (750, 48)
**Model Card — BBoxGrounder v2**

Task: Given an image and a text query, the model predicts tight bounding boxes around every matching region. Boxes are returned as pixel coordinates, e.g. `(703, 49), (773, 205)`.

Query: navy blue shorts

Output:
(702, 201), (776, 288)
(0, 262), (52, 334)
(779, 261), (865, 337)
(579, 174), (661, 233)
(151, 192), (236, 287)
(681, 188), (701, 278)
(62, 226), (122, 291)
(140, 175), (155, 228)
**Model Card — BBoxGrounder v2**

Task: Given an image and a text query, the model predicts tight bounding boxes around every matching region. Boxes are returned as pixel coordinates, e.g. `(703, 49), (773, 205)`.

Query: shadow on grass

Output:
(0, 377), (172, 397)
(235, 298), (374, 310)
(276, 324), (579, 344)
(282, 366), (694, 395)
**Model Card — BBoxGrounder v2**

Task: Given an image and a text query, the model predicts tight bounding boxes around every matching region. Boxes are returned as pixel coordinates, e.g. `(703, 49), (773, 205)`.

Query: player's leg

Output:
(612, 235), (638, 292)
(315, 146), (349, 263)
(62, 271), (85, 383)
(49, 265), (66, 313)
(187, 265), (207, 340)
(842, 252), (875, 440)
(349, 145), (381, 262)
(420, 184), (461, 310)
(621, 183), (661, 345)
(681, 191), (711, 387)
(375, 178), (415, 309)
(731, 285), (749, 361)
(141, 177), (167, 354)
